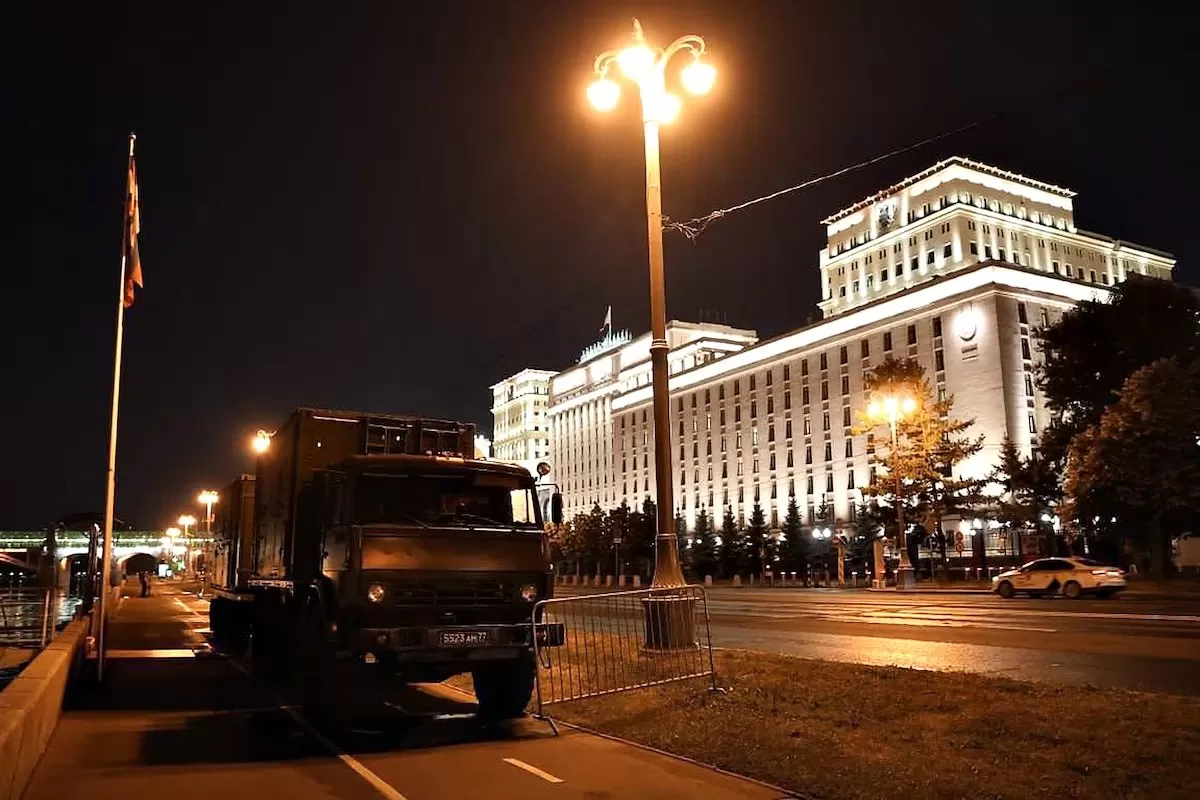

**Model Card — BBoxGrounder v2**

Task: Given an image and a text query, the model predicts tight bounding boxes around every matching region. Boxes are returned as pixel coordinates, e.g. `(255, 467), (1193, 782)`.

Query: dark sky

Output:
(7, 1), (1195, 529)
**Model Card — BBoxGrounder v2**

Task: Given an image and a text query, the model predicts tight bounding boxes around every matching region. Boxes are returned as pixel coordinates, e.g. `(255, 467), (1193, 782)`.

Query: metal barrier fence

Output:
(0, 588), (56, 648)
(530, 585), (717, 717)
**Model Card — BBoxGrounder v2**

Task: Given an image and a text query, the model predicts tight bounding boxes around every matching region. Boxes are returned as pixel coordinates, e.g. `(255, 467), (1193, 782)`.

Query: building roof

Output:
(822, 157), (1077, 225)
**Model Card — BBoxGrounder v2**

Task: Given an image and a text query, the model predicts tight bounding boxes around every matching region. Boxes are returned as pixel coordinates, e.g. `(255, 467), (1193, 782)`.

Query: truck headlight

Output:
(520, 584), (538, 602)
(366, 583), (386, 603)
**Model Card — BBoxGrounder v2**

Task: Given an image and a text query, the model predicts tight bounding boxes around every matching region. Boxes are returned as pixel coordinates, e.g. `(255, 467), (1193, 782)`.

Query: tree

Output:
(717, 506), (743, 578)
(858, 357), (985, 571)
(988, 438), (1060, 556)
(1038, 276), (1200, 469)
(674, 510), (690, 575)
(629, 497), (657, 578)
(1065, 358), (1200, 578)
(608, 501), (634, 577)
(745, 502), (768, 579)
(691, 507), (717, 580)
(780, 495), (807, 572)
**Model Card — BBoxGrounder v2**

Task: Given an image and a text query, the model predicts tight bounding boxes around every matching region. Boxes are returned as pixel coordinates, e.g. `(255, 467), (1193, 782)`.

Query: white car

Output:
(992, 557), (1126, 599)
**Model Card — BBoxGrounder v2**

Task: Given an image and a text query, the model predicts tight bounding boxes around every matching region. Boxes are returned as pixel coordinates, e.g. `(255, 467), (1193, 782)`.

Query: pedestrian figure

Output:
(138, 570), (149, 598)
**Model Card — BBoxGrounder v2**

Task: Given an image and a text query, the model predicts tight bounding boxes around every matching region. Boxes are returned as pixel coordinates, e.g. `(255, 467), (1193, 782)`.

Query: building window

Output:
(943, 243), (952, 258)
(734, 380), (741, 395)
(883, 332), (892, 351)
(932, 317), (942, 338)
(1018, 302), (1028, 324)
(751, 400), (758, 418)
(735, 406), (742, 423)
(821, 381), (829, 401)
(752, 427), (759, 446)
(802, 386), (810, 405)
(910, 256), (918, 272)
(719, 384), (725, 400)
(842, 406), (851, 427)
(736, 431), (743, 449)
(820, 353), (828, 370)
(737, 460), (743, 476)
(805, 446), (812, 465)
(767, 395), (775, 414)
(861, 340), (870, 358)
(803, 417), (811, 435)
(766, 370), (773, 387)
(935, 350), (945, 372)
(907, 325), (917, 345)
(926, 250), (935, 265)
(721, 436), (727, 453)
(1021, 339), (1032, 360)
(768, 424), (775, 443)
(840, 346), (848, 365)
(784, 390), (792, 410)
(823, 442), (832, 462)
(785, 419), (792, 438)
(807, 475), (815, 495)
(845, 439), (854, 458)
(841, 375), (849, 394)
(1028, 415), (1037, 434)
(750, 374), (757, 391)
(720, 410), (726, 425)
(882, 268), (889, 281)
(769, 453), (776, 470)
(826, 474), (834, 493)
(801, 360), (809, 377)
(783, 364), (791, 381)
(1024, 374), (1034, 396)
(970, 241), (978, 256)
(787, 450), (794, 468)
(823, 412), (830, 431)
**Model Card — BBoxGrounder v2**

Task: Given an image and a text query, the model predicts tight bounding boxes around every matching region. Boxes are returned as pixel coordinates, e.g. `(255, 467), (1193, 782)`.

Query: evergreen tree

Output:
(717, 506), (743, 578)
(691, 507), (717, 580)
(989, 438), (1061, 556)
(674, 509), (690, 575)
(745, 502), (768, 579)
(781, 495), (807, 573)
(608, 501), (634, 577)
(632, 497), (657, 578)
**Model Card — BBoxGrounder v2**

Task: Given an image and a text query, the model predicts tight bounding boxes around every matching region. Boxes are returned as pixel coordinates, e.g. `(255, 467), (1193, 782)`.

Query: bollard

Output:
(704, 574), (713, 586)
(732, 575), (742, 587)
(605, 575), (613, 587)
(632, 575), (641, 587)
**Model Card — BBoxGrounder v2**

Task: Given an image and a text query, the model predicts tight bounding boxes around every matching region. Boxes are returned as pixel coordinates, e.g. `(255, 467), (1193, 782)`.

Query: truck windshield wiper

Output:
(441, 512), (507, 527)
(362, 514), (430, 529)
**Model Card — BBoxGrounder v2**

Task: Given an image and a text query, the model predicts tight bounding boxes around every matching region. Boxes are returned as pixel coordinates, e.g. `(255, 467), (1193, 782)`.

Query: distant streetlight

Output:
(252, 429), (274, 454)
(587, 19), (715, 589)
(197, 490), (218, 535)
(867, 394), (919, 590)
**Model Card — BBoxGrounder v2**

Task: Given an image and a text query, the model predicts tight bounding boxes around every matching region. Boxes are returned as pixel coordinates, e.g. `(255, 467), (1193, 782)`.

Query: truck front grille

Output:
(389, 581), (514, 607)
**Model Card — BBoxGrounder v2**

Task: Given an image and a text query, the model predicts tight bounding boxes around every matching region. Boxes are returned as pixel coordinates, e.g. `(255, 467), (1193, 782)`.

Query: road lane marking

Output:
(280, 705), (411, 800)
(503, 757), (564, 783)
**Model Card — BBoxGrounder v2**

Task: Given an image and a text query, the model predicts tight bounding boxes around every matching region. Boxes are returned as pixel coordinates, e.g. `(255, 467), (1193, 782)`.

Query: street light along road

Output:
(866, 394), (919, 590)
(588, 19), (714, 590)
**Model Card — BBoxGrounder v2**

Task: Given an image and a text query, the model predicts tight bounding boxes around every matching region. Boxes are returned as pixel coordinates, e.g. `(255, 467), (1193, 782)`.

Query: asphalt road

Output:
(23, 584), (785, 800)
(560, 586), (1200, 696)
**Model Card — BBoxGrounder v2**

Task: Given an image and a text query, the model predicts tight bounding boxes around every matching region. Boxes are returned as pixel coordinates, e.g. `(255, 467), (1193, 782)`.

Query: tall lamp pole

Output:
(867, 395), (918, 590)
(177, 514), (196, 574)
(198, 490), (218, 536)
(588, 19), (716, 589)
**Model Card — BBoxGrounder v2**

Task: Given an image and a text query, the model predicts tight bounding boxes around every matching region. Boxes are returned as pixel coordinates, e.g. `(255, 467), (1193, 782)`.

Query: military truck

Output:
(207, 407), (563, 719)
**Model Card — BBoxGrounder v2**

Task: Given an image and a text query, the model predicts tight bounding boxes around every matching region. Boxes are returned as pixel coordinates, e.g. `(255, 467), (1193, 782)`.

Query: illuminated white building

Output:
(512, 158), (1175, 536)
(545, 323), (759, 519)
(489, 368), (555, 464)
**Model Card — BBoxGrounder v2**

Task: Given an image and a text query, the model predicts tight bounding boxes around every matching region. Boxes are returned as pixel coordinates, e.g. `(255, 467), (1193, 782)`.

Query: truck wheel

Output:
(472, 652), (536, 720)
(209, 598), (227, 645)
(295, 604), (339, 724)
(250, 598), (286, 684)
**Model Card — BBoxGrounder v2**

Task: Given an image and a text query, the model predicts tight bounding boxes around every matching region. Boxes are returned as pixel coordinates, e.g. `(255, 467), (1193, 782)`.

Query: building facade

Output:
(489, 368), (555, 465)
(504, 158), (1175, 540)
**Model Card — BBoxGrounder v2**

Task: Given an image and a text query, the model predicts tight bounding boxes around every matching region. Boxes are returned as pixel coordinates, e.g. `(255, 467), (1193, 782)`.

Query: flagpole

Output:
(96, 132), (135, 681)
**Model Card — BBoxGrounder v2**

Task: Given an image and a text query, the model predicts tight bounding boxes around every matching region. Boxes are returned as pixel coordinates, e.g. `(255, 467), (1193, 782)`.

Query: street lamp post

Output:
(177, 514), (196, 575)
(588, 19), (715, 590)
(198, 490), (218, 536)
(867, 395), (918, 590)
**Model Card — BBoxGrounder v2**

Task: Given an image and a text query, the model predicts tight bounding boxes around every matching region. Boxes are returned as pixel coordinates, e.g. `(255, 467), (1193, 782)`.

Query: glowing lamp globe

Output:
(681, 60), (716, 95)
(587, 77), (621, 111)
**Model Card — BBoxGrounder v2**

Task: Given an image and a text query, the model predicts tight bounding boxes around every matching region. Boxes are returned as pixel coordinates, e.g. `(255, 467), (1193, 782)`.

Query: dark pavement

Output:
(22, 583), (785, 800)
(559, 586), (1200, 696)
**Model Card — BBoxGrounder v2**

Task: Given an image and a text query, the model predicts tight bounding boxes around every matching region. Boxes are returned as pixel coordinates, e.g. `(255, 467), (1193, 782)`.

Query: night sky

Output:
(8, 2), (1195, 530)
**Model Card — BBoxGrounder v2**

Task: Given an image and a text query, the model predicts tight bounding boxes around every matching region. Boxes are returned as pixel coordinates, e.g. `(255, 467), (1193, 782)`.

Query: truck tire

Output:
(472, 652), (536, 720)
(294, 602), (340, 725)
(250, 596), (287, 684)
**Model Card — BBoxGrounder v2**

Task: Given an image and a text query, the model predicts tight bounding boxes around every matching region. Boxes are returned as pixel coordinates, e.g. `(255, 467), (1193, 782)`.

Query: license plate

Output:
(438, 629), (491, 647)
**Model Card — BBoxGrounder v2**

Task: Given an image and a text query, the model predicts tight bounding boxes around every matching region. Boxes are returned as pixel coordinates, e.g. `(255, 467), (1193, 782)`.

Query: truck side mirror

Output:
(551, 492), (563, 525)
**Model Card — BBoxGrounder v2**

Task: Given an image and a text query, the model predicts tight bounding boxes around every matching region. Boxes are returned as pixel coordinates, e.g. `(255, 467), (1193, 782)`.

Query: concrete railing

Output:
(0, 616), (89, 800)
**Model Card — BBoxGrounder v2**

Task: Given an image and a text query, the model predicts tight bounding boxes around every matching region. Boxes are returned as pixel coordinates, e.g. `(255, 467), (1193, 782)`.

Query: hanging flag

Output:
(123, 153), (143, 308)
(599, 305), (612, 339)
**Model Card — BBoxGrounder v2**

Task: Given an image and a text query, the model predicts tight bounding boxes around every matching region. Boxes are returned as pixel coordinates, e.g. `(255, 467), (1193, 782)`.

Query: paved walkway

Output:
(22, 584), (788, 799)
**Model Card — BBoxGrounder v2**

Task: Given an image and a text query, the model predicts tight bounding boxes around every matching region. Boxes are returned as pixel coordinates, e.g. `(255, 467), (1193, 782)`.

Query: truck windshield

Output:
(354, 472), (541, 528)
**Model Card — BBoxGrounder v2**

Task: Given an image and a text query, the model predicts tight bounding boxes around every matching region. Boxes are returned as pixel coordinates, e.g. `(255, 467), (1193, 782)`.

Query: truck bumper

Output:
(355, 622), (565, 657)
